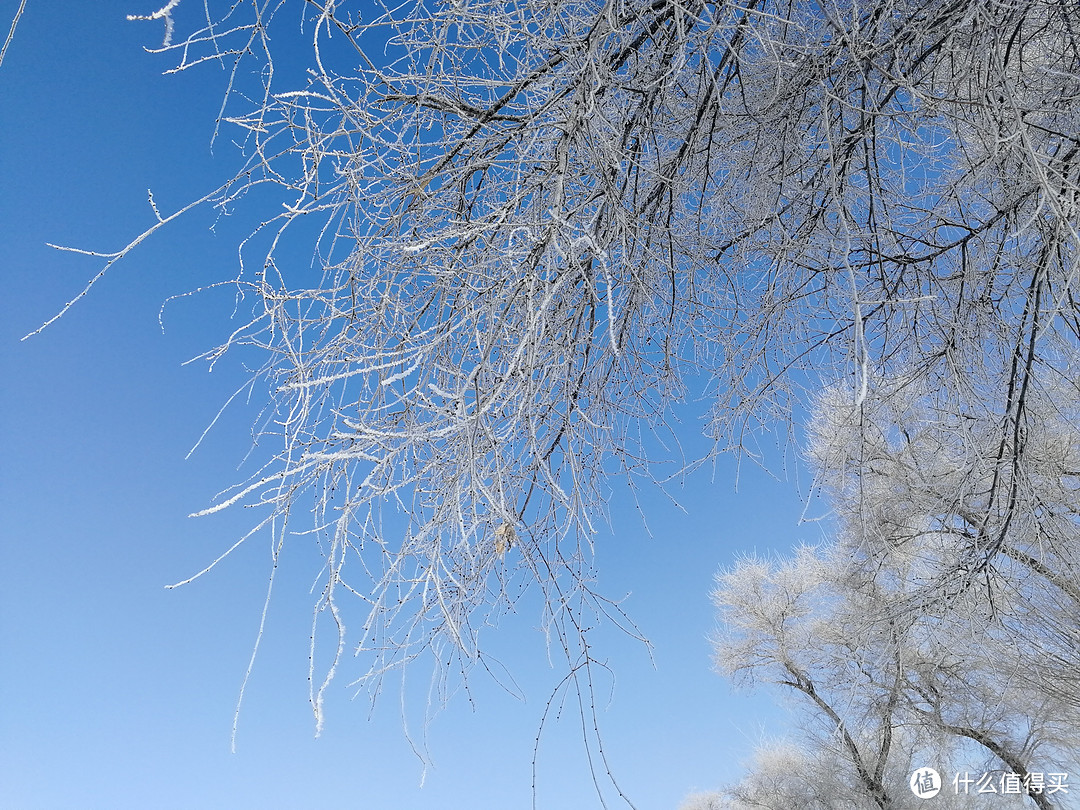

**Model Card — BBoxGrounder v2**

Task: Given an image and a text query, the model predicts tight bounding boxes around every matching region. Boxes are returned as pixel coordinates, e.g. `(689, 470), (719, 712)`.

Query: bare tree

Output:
(709, 533), (1076, 809)
(808, 376), (1080, 707)
(705, 362), (1080, 807)
(26, 0), (1080, 793)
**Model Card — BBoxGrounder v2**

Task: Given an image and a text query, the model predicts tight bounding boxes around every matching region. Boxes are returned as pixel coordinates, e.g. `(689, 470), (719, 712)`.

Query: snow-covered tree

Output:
(809, 371), (1080, 694)
(27, 0), (1080, 777)
(704, 375), (1080, 809)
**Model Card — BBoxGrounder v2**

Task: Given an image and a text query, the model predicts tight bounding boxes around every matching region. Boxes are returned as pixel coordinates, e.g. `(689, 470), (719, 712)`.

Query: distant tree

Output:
(27, 0), (1080, 790)
(702, 377), (1080, 809)
(807, 378), (1080, 711)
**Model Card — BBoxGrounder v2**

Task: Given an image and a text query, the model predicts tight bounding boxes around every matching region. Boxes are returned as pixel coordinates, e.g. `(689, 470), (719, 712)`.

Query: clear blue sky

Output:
(1, 3), (818, 808)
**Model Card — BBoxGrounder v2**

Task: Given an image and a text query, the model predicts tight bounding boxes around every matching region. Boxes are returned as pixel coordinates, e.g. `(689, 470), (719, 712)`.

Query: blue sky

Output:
(1, 4), (820, 808)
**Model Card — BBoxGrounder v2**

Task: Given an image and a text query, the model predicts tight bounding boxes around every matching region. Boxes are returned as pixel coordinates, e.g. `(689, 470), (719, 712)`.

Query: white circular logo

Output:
(910, 768), (942, 798)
